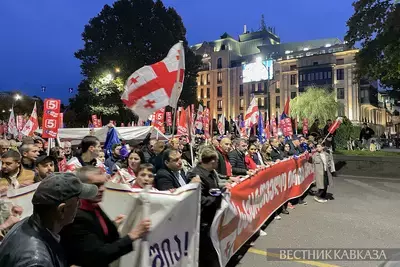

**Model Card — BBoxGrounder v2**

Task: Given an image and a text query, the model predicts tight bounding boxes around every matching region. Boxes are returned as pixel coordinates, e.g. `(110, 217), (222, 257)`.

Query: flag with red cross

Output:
(121, 41), (185, 120)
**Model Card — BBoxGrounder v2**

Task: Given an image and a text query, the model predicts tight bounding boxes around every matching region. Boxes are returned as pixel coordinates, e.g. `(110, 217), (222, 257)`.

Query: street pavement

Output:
(228, 175), (400, 267)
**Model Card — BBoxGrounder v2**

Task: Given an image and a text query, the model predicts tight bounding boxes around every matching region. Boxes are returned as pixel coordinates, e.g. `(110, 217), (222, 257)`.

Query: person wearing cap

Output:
(0, 172), (98, 267)
(34, 155), (56, 183)
(60, 166), (151, 267)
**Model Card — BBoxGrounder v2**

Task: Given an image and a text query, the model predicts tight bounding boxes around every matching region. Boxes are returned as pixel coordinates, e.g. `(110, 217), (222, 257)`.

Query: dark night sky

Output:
(0, 0), (354, 103)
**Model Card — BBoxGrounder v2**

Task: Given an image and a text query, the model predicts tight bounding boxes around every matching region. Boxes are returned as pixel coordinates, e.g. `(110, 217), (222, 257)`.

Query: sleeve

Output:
(228, 152), (247, 175)
(61, 217), (133, 266)
(155, 173), (176, 191)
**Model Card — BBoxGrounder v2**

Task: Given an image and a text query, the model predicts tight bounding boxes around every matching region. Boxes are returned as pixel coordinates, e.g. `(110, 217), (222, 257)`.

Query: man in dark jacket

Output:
(187, 147), (229, 267)
(360, 122), (375, 149)
(60, 166), (151, 267)
(0, 172), (98, 267)
(104, 143), (122, 170)
(270, 137), (284, 162)
(155, 149), (199, 190)
(215, 137), (233, 177)
(228, 138), (252, 176)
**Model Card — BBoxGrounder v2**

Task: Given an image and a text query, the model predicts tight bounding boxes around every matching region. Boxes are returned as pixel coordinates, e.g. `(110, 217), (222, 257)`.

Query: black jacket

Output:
(155, 168), (188, 191)
(270, 146), (284, 162)
(228, 149), (248, 175)
(60, 208), (133, 267)
(0, 215), (68, 267)
(187, 165), (222, 226)
(360, 127), (375, 141)
(216, 149), (229, 176)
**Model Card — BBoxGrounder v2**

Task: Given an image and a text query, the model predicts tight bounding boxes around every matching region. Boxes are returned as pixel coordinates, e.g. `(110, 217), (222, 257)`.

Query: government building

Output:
(191, 26), (390, 133)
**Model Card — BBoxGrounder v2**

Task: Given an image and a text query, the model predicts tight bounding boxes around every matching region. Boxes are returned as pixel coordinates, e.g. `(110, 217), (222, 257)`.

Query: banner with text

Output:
(42, 99), (61, 138)
(211, 154), (315, 266)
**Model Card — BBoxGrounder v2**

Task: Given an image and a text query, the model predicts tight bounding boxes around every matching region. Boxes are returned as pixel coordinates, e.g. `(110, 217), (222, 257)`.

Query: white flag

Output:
(195, 104), (204, 130)
(21, 103), (38, 136)
(8, 108), (18, 137)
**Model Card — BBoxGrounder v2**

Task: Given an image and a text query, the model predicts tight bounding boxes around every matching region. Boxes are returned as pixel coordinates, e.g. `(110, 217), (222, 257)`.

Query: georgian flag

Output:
(21, 103), (39, 136)
(8, 108), (18, 137)
(121, 42), (185, 120)
(244, 98), (259, 128)
(195, 104), (204, 130)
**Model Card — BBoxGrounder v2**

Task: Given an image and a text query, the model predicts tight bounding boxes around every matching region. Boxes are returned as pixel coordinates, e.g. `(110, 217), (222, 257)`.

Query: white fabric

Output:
(35, 126), (168, 142)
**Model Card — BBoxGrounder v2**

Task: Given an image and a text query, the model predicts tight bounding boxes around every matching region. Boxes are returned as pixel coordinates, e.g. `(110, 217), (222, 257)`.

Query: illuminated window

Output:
(337, 69), (345, 80)
(290, 74), (297, 85)
(207, 74), (210, 84)
(217, 72), (222, 83)
(217, 58), (222, 69)
(276, 96), (280, 108)
(299, 75), (303, 82)
(239, 85), (243, 96)
(217, 100), (223, 110)
(337, 88), (345, 99)
(217, 86), (222, 97)
(200, 88), (204, 98)
(240, 99), (244, 109)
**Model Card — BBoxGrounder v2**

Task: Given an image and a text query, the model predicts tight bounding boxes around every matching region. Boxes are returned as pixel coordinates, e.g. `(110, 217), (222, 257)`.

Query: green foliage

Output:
(345, 0), (400, 91)
(290, 86), (340, 124)
(69, 0), (201, 125)
(334, 117), (361, 150)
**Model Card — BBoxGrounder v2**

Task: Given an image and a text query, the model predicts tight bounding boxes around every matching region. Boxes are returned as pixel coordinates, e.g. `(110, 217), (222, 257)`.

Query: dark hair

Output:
(138, 163), (155, 174)
(200, 148), (218, 164)
(80, 136), (100, 153)
(248, 136), (258, 145)
(162, 149), (179, 164)
(1, 149), (21, 162)
(126, 148), (145, 165)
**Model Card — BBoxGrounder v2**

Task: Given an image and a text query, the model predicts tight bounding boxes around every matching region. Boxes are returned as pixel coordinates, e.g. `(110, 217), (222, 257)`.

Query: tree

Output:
(69, 0), (201, 125)
(290, 86), (341, 124)
(345, 0), (400, 95)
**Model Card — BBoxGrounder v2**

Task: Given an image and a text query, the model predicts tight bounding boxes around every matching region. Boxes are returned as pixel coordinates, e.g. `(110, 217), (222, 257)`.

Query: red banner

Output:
(166, 112), (172, 127)
(271, 115), (278, 136)
(212, 154), (315, 266)
(16, 115), (24, 132)
(58, 113), (64, 128)
(42, 99), (61, 138)
(203, 108), (210, 138)
(154, 108), (165, 133)
(302, 118), (309, 135)
(283, 117), (293, 137)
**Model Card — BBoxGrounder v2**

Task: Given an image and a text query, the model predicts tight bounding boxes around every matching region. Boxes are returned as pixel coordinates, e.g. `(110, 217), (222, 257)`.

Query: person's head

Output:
(363, 122), (367, 129)
(179, 136), (188, 146)
(233, 138), (248, 153)
(50, 146), (65, 160)
(34, 139), (44, 151)
(97, 151), (105, 163)
(248, 136), (259, 147)
(163, 149), (182, 172)
(22, 136), (35, 145)
(199, 148), (218, 171)
(292, 137), (300, 147)
(20, 144), (40, 161)
(127, 149), (145, 173)
(316, 143), (325, 152)
(32, 172), (98, 233)
(80, 136), (101, 159)
(219, 138), (232, 153)
(212, 136), (220, 147)
(248, 144), (258, 155)
(261, 143), (273, 154)
(308, 140), (315, 148)
(76, 166), (107, 203)
(278, 135), (285, 144)
(112, 144), (122, 157)
(63, 141), (72, 155)
(1, 150), (21, 174)
(149, 139), (157, 152)
(326, 119), (332, 126)
(300, 136), (307, 144)
(269, 137), (279, 148)
(0, 139), (10, 155)
(35, 155), (56, 180)
(136, 163), (155, 188)
(153, 141), (166, 155)
(169, 138), (180, 150)
(284, 143), (291, 152)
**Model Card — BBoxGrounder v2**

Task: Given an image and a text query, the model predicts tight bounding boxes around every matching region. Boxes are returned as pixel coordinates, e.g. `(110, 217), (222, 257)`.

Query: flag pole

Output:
(171, 106), (177, 136)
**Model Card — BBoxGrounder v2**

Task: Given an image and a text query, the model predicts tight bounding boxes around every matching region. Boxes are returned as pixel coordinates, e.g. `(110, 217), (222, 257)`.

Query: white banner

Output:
(6, 182), (201, 267)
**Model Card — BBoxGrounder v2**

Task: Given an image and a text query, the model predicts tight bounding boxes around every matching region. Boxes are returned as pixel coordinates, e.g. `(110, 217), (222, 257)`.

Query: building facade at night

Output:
(192, 27), (390, 133)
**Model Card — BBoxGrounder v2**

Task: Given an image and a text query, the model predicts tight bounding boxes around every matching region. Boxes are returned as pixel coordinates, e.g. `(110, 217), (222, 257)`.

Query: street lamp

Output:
(14, 94), (22, 101)
(115, 67), (121, 73)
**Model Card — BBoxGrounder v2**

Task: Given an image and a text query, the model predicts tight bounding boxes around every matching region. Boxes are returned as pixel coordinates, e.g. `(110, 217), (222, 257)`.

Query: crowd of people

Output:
(0, 124), (337, 267)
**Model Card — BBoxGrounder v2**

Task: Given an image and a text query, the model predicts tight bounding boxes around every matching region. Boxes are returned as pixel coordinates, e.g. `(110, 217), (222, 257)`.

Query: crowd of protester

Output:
(0, 123), (337, 267)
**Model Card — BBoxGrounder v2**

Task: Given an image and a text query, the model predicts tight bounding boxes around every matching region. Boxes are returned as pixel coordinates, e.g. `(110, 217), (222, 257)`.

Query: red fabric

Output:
(80, 199), (109, 236)
(217, 147), (232, 176)
(245, 155), (257, 170)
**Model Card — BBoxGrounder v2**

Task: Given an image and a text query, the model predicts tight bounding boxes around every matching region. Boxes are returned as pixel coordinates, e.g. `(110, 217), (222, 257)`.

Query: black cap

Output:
(32, 172), (98, 205)
(35, 155), (56, 166)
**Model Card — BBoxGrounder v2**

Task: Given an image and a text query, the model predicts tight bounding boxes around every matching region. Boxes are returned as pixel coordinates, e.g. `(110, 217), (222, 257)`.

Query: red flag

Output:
(166, 112), (172, 127)
(177, 107), (188, 136)
(203, 108), (210, 138)
(283, 97), (290, 117)
(58, 113), (64, 129)
(264, 113), (271, 139)
(271, 115), (278, 137)
(302, 118), (309, 135)
(42, 99), (61, 138)
(154, 108), (165, 133)
(283, 117), (293, 137)
(328, 117), (343, 134)
(21, 103), (39, 136)
(121, 42), (185, 120)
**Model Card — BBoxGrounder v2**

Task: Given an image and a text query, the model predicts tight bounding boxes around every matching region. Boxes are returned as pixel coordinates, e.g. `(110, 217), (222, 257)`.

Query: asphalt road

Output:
(229, 175), (400, 267)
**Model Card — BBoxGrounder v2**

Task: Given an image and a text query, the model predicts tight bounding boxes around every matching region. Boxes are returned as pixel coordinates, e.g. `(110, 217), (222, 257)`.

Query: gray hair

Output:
(232, 138), (247, 146)
(76, 166), (103, 183)
(19, 144), (36, 156)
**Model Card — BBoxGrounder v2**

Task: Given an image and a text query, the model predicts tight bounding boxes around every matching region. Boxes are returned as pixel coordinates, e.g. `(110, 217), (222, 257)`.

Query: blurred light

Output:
(106, 74), (113, 80)
(303, 47), (309, 51)
(115, 67), (121, 73)
(14, 94), (22, 100)
(325, 44), (332, 47)
(285, 50), (292, 54)
(256, 57), (262, 63)
(9, 109), (12, 112)
(2, 110), (5, 113)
